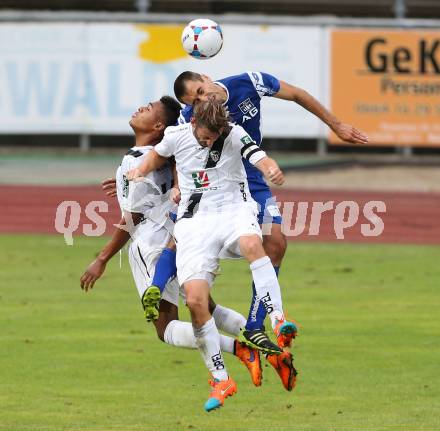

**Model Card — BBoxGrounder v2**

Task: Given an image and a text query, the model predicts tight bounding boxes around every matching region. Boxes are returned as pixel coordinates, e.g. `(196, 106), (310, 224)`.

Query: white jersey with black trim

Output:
(116, 146), (176, 242)
(154, 122), (267, 219)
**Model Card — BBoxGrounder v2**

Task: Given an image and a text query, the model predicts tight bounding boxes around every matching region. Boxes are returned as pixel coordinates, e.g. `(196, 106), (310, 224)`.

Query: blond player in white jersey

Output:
(80, 96), (265, 390)
(127, 98), (297, 412)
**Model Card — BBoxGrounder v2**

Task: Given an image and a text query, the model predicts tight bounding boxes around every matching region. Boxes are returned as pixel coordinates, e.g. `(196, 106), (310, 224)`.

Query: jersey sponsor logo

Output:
(251, 72), (277, 96)
(122, 174), (129, 198)
(259, 292), (274, 314)
(192, 170), (210, 188)
(239, 98), (258, 123)
(239, 181), (248, 202)
(211, 351), (225, 371)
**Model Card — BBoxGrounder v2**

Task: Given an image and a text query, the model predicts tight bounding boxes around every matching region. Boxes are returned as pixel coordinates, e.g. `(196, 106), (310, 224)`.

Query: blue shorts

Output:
(248, 176), (282, 225)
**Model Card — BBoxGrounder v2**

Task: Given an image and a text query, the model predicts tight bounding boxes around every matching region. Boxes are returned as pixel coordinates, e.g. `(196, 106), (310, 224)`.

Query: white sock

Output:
(250, 256), (284, 329)
(193, 317), (228, 381)
(220, 335), (235, 354)
(164, 320), (197, 348)
(212, 304), (246, 336)
(164, 320), (234, 353)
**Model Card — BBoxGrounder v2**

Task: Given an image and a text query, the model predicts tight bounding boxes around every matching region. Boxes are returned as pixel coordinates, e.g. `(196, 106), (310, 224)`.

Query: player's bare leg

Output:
(262, 223), (287, 267)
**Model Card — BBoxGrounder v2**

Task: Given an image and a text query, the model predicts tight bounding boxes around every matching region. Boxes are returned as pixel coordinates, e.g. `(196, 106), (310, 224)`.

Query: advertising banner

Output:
(0, 23), (323, 137)
(330, 29), (440, 146)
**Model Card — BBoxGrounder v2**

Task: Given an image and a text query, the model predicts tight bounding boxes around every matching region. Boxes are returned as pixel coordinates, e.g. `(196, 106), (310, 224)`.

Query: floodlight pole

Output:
(135, 0), (150, 13)
(79, 134), (90, 152)
(394, 0), (406, 19)
(317, 137), (328, 156)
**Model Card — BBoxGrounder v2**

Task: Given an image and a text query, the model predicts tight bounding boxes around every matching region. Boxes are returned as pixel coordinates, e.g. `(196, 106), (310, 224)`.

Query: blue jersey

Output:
(178, 71), (280, 182)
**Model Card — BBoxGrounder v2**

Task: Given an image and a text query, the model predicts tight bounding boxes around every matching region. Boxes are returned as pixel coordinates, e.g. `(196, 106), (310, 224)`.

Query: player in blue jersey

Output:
(146, 71), (368, 353)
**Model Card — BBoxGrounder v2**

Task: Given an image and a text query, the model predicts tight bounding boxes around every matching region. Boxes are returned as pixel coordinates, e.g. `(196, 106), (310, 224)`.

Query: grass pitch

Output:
(0, 234), (439, 431)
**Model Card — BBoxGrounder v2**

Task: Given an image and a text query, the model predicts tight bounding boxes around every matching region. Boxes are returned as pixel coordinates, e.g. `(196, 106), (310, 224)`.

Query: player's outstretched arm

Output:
(80, 213), (143, 292)
(275, 81), (369, 145)
(126, 150), (168, 181)
(255, 157), (284, 186)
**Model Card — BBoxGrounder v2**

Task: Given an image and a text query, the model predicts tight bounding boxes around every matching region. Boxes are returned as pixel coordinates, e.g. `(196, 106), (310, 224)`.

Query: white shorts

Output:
(174, 202), (261, 286)
(128, 236), (184, 307)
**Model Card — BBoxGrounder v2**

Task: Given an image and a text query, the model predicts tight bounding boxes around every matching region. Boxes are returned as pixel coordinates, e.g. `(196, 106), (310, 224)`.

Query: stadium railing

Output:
(0, 0), (440, 18)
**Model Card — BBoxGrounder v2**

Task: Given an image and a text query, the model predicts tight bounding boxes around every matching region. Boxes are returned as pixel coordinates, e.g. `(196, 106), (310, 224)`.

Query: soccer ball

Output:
(181, 18), (223, 60)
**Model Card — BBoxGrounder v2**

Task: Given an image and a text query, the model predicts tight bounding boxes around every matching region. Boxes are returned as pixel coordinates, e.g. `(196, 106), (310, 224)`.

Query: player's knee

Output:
(240, 235), (264, 260)
(185, 292), (207, 313)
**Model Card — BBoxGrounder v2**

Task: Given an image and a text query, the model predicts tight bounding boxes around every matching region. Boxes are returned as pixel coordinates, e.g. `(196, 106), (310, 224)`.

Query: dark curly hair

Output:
(159, 96), (182, 127)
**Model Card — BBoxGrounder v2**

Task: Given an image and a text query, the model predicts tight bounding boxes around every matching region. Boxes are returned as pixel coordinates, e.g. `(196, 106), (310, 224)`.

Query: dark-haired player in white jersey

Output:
(127, 98), (297, 412)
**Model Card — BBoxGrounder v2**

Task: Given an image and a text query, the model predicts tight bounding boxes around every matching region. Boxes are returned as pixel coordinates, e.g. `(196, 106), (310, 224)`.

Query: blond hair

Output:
(193, 97), (230, 133)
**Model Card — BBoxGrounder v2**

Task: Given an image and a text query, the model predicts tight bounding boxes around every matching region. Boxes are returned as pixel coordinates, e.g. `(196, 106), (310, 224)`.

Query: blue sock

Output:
(151, 248), (177, 294)
(245, 266), (279, 331)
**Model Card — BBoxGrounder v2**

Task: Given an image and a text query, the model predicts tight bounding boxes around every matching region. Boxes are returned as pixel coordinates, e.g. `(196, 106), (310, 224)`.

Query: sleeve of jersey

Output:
(246, 71), (280, 98)
(177, 106), (192, 125)
(124, 180), (155, 214)
(122, 158), (157, 214)
(235, 128), (267, 165)
(154, 131), (175, 158)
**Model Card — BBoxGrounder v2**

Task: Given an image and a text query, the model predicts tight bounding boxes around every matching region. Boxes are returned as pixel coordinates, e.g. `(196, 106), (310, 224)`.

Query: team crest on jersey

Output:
(192, 170), (210, 188)
(239, 98), (258, 123)
(209, 151), (220, 163)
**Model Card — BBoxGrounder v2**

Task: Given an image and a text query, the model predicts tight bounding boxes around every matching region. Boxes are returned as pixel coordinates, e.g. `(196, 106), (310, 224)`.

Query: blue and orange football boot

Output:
(204, 376), (237, 412)
(273, 319), (298, 349)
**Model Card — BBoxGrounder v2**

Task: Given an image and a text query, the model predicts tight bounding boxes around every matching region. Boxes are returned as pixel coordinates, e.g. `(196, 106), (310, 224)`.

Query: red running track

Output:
(1, 185), (439, 244)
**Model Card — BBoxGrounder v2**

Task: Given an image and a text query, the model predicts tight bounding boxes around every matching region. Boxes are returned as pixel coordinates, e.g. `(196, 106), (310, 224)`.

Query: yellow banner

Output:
(330, 29), (440, 146)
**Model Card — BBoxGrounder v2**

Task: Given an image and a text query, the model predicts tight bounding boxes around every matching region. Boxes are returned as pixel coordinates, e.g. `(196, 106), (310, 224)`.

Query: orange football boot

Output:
(266, 351), (298, 391)
(234, 340), (262, 386)
(204, 376), (237, 412)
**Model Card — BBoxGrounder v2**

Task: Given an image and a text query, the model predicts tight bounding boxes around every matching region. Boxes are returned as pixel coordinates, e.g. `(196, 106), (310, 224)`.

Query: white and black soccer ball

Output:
(181, 18), (223, 60)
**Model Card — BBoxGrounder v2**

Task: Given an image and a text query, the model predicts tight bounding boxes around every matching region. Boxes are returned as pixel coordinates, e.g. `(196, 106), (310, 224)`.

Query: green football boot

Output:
(141, 286), (161, 322)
